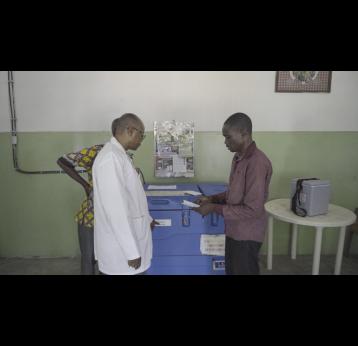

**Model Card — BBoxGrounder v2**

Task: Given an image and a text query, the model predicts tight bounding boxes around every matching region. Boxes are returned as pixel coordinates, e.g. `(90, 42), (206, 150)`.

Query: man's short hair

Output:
(224, 113), (252, 135)
(111, 113), (140, 137)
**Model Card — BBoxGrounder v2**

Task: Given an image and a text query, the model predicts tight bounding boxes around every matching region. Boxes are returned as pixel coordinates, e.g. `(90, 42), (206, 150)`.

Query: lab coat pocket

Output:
(130, 216), (147, 241)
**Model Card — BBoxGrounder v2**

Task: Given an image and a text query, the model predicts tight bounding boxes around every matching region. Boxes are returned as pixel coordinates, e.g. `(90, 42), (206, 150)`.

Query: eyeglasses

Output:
(128, 126), (146, 140)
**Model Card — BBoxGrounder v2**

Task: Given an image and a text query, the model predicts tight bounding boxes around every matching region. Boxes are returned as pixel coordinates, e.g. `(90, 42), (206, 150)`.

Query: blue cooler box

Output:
(145, 183), (225, 275)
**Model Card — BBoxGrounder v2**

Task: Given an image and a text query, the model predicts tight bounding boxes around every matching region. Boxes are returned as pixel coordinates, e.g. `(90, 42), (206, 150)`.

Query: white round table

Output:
(264, 198), (357, 275)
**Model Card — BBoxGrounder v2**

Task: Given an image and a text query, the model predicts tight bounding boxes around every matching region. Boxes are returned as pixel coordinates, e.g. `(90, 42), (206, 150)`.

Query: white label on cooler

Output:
(155, 219), (172, 227)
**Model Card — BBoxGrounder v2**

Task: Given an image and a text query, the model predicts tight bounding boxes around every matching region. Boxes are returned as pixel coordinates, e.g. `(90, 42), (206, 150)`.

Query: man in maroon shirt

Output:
(193, 113), (272, 275)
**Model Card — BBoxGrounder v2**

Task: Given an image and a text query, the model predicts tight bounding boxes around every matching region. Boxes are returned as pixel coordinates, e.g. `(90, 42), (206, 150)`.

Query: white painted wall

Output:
(1, 71), (358, 132)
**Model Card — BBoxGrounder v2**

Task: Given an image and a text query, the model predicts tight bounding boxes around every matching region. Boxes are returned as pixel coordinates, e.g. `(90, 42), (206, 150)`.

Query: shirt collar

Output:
(234, 141), (256, 161)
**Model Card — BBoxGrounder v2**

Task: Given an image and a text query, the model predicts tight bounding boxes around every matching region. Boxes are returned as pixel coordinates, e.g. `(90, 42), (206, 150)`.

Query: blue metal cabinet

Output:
(197, 183), (227, 198)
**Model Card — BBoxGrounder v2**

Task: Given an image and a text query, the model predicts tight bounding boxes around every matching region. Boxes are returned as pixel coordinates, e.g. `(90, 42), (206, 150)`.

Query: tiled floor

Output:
(0, 255), (357, 275)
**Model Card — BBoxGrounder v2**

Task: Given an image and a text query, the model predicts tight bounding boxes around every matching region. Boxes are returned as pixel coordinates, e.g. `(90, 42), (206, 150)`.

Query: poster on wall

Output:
(275, 71), (332, 93)
(154, 120), (194, 178)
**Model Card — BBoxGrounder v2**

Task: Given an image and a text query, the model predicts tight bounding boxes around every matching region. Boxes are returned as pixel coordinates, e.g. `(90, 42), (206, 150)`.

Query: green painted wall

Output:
(1, 131), (358, 257)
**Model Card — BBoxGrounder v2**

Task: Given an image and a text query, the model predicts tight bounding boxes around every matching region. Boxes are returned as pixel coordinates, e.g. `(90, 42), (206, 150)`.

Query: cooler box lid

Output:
(302, 180), (330, 187)
(197, 183), (227, 196)
(145, 184), (201, 210)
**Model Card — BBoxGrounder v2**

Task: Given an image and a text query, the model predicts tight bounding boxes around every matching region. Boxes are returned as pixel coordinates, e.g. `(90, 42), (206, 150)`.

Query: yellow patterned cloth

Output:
(63, 144), (104, 228)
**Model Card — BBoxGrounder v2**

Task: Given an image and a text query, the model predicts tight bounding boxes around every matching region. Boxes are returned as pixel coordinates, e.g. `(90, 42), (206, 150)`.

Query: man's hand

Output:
(194, 196), (212, 205)
(150, 220), (160, 231)
(192, 203), (216, 217)
(128, 257), (141, 269)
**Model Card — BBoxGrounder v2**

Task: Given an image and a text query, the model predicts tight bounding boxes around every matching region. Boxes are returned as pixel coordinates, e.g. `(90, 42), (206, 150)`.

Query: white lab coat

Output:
(92, 137), (153, 275)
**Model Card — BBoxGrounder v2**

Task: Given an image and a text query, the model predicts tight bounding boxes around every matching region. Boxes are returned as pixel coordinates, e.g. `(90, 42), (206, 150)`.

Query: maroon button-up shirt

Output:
(212, 141), (272, 242)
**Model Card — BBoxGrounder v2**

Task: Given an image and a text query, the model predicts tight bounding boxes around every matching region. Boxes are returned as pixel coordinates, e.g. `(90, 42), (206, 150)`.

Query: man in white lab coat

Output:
(92, 113), (156, 275)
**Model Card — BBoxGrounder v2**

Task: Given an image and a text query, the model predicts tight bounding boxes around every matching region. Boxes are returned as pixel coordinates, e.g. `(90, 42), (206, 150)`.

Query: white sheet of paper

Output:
(146, 191), (187, 196)
(147, 185), (177, 190)
(182, 200), (200, 208)
(184, 190), (202, 196)
(200, 234), (226, 256)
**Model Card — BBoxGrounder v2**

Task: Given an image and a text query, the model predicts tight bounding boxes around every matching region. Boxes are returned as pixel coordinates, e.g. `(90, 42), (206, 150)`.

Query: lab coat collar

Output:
(110, 136), (126, 154)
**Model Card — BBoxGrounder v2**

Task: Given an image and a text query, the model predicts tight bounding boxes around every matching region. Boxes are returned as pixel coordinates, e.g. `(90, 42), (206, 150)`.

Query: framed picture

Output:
(275, 71), (332, 93)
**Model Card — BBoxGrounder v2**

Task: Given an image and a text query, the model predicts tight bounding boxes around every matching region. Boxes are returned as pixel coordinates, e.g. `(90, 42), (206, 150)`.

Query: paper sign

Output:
(154, 121), (194, 178)
(200, 234), (226, 256)
(146, 191), (187, 197)
(155, 219), (172, 227)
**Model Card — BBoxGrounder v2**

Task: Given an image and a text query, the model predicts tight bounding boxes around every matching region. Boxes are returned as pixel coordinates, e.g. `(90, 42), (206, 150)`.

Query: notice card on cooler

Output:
(155, 219), (172, 227)
(147, 185), (177, 190)
(200, 234), (226, 256)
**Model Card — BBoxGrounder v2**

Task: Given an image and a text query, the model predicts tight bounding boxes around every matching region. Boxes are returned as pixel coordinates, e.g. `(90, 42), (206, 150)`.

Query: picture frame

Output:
(275, 71), (332, 93)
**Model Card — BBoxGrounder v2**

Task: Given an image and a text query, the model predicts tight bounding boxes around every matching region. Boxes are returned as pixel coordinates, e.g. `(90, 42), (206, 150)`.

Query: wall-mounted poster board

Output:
(275, 71), (332, 93)
(154, 121), (194, 178)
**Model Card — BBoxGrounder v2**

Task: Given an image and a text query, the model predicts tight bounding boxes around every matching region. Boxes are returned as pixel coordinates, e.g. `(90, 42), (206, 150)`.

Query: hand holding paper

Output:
(194, 195), (212, 205)
(191, 203), (216, 216)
